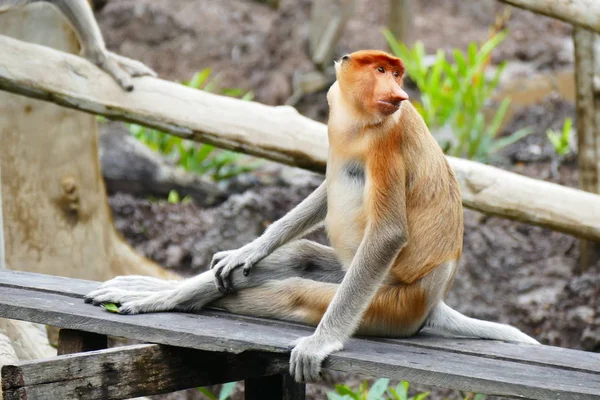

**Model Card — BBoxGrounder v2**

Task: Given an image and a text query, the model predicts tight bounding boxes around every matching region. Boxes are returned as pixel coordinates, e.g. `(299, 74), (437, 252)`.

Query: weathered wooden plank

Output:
(1, 269), (598, 374)
(0, 269), (99, 298)
(1, 270), (599, 375)
(245, 374), (305, 400)
(2, 343), (288, 400)
(0, 36), (599, 242)
(57, 329), (107, 355)
(381, 334), (600, 375)
(0, 274), (599, 399)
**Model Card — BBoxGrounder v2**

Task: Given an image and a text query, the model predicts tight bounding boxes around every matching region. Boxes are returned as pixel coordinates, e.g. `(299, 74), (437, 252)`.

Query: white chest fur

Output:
(325, 158), (367, 267)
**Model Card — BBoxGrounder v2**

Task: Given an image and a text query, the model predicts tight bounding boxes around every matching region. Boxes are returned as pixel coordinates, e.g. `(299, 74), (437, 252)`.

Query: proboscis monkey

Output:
(0, 0), (156, 90)
(85, 50), (539, 382)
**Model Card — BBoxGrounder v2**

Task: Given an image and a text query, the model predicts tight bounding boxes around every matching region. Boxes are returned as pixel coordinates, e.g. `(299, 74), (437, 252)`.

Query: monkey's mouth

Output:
(377, 100), (402, 115)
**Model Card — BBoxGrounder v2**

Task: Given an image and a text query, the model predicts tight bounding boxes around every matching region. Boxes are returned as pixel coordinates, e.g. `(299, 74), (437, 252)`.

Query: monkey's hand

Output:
(210, 242), (270, 293)
(85, 50), (157, 91)
(289, 334), (343, 382)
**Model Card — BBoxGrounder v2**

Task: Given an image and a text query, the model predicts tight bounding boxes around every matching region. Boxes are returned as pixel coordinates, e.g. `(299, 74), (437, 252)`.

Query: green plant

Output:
(167, 189), (192, 204)
(546, 117), (573, 157)
(128, 69), (260, 182)
(198, 381), (236, 400)
(383, 30), (532, 161)
(328, 378), (429, 400)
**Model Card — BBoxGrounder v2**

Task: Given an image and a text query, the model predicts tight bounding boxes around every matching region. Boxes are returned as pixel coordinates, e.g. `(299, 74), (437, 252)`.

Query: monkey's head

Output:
(330, 50), (409, 119)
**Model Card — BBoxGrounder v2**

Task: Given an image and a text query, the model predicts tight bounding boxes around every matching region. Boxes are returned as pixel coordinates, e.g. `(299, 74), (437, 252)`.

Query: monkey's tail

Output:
(425, 302), (540, 345)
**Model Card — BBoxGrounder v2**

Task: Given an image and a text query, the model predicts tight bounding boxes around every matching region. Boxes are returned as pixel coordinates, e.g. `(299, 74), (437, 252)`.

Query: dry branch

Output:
(0, 35), (599, 241)
(498, 0), (600, 33)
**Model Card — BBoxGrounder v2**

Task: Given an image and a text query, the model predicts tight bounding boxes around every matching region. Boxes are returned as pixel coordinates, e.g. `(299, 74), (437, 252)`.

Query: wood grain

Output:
(0, 271), (599, 399)
(0, 35), (599, 241)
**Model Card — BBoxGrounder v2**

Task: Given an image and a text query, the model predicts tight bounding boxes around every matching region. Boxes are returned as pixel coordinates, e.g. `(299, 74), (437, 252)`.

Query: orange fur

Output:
(284, 280), (426, 337)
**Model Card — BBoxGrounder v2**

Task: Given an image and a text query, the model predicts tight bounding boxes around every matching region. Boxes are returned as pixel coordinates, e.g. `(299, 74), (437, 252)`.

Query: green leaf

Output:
(485, 98), (511, 139)
(367, 378), (390, 400)
(219, 382), (236, 400)
(562, 117), (573, 136)
(473, 394), (486, 400)
(394, 381), (409, 400)
(188, 68), (212, 89)
(102, 303), (119, 313)
(410, 392), (430, 400)
(335, 384), (361, 400)
(168, 190), (180, 204)
(489, 126), (534, 154)
(241, 91), (256, 101)
(328, 393), (349, 400)
(197, 387), (218, 400)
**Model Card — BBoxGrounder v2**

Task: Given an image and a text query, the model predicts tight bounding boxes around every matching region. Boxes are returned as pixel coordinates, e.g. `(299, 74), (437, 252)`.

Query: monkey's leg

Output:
(213, 278), (429, 337)
(85, 240), (345, 315)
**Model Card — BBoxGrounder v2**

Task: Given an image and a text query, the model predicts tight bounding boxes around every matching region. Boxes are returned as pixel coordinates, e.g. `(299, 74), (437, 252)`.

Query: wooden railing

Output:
(0, 34), (598, 243)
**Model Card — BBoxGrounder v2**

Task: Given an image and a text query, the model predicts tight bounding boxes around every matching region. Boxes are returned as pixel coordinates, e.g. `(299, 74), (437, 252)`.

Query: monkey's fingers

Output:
(95, 55), (134, 91)
(242, 263), (254, 277)
(210, 252), (227, 270)
(213, 261), (238, 293)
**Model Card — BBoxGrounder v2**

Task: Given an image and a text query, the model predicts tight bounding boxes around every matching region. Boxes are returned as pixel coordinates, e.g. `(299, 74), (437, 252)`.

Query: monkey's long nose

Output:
(390, 87), (409, 104)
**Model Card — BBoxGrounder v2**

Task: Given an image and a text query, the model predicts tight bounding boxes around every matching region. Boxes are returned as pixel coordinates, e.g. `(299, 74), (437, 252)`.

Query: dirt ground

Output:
(95, 0), (598, 398)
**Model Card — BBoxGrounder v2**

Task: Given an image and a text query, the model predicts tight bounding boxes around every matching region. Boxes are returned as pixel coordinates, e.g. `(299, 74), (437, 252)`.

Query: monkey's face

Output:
(334, 50), (409, 118)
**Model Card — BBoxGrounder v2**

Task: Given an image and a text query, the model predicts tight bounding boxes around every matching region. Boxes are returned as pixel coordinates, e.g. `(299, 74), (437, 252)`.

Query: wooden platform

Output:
(0, 270), (599, 400)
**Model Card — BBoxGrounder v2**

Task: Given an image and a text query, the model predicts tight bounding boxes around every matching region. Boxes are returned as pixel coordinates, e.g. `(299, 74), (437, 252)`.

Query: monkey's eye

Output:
(377, 66), (385, 73)
(393, 71), (400, 78)
(342, 55), (350, 61)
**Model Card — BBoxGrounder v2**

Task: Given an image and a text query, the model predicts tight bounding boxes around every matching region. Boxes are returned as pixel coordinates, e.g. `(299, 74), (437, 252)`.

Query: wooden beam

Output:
(498, 0), (600, 34)
(245, 374), (305, 400)
(0, 161), (4, 270)
(573, 27), (600, 270)
(1, 343), (288, 400)
(388, 0), (413, 46)
(0, 271), (599, 400)
(0, 36), (599, 242)
(57, 329), (107, 355)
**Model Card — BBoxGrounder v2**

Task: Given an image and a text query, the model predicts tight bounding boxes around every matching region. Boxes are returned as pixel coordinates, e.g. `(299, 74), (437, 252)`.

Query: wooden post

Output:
(388, 0), (413, 46)
(309, 0), (356, 69)
(573, 27), (600, 271)
(57, 329), (107, 355)
(0, 162), (4, 271)
(245, 374), (305, 400)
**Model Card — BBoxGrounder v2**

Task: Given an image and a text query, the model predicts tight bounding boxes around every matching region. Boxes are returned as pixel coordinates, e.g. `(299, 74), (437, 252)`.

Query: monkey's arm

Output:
(212, 181), (328, 292)
(1, 0), (156, 90)
(290, 178), (408, 382)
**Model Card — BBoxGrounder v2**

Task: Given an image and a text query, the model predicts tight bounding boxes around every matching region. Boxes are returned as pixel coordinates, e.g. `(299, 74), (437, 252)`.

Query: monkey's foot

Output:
(87, 51), (157, 91)
(83, 288), (156, 306)
(116, 291), (182, 315)
(95, 275), (179, 292)
(290, 334), (343, 382)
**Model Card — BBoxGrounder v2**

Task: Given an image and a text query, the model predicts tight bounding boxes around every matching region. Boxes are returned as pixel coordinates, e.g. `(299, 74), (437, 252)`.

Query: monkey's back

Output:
(390, 102), (464, 285)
